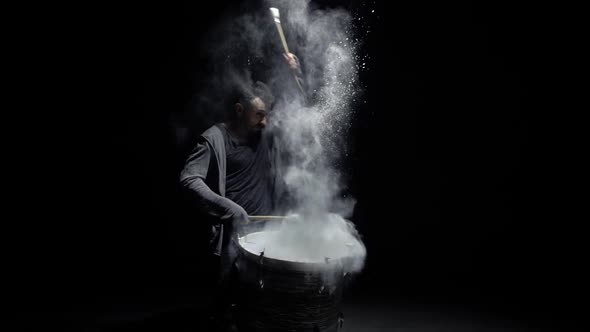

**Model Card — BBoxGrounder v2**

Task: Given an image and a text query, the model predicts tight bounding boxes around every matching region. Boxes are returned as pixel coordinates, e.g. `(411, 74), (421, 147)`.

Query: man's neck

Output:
(224, 121), (250, 144)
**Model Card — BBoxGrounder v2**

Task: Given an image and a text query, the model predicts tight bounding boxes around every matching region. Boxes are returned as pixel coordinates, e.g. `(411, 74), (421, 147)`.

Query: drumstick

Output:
(269, 8), (290, 54)
(269, 7), (305, 97)
(248, 215), (286, 221)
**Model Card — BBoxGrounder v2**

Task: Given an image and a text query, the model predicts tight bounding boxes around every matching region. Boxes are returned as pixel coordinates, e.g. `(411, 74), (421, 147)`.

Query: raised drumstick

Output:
(269, 7), (305, 96)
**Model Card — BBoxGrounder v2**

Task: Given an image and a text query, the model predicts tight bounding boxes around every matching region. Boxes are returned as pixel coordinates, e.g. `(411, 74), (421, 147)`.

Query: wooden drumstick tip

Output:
(269, 7), (280, 23)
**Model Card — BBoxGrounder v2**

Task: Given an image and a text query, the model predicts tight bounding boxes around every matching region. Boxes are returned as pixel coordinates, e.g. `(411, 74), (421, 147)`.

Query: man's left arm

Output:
(283, 52), (307, 100)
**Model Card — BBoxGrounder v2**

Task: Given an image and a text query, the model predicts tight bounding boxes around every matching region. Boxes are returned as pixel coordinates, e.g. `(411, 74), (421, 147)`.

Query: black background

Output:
(11, 0), (582, 330)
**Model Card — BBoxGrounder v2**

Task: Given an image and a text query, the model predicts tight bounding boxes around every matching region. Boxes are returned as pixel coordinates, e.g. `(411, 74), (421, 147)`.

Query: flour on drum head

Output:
(238, 230), (364, 264)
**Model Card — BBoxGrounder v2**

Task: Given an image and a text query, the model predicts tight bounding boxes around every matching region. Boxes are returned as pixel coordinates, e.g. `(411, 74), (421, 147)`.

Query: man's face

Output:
(241, 97), (268, 136)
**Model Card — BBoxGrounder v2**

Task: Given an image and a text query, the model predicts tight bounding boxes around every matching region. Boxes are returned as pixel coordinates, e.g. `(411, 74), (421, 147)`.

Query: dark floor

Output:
(26, 284), (576, 332)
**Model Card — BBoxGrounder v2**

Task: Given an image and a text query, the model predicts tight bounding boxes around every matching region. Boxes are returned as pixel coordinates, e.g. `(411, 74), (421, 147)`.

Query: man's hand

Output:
(283, 53), (300, 72)
(222, 200), (249, 240)
(226, 201), (249, 226)
(283, 52), (305, 97)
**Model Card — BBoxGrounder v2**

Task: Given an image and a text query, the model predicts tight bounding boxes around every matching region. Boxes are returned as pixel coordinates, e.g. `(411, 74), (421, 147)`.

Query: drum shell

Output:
(234, 235), (348, 332)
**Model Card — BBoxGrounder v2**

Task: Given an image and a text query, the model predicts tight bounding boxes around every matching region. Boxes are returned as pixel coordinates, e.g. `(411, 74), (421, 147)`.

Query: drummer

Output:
(179, 52), (304, 330)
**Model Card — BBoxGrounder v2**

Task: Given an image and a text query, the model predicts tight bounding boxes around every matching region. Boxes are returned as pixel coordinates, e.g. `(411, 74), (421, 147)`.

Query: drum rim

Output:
(236, 232), (361, 273)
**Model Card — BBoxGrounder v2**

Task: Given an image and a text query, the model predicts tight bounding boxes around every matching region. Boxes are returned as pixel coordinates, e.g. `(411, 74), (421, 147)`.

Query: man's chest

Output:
(226, 145), (258, 174)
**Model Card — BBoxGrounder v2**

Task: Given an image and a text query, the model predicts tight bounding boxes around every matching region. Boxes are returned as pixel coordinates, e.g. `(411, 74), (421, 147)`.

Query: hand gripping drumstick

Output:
(269, 7), (306, 97)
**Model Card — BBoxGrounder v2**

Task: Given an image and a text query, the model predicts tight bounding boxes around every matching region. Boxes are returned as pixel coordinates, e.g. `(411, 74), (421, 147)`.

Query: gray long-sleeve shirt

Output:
(180, 124), (279, 255)
(180, 124), (236, 255)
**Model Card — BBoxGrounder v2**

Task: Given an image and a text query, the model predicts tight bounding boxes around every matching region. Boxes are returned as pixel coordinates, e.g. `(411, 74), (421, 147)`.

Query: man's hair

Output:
(235, 80), (274, 110)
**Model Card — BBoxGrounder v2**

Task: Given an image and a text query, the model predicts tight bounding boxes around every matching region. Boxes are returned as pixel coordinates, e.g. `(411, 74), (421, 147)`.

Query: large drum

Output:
(233, 219), (364, 332)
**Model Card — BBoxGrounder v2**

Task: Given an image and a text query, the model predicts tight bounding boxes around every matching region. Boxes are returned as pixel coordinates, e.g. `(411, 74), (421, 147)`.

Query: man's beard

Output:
(248, 127), (263, 142)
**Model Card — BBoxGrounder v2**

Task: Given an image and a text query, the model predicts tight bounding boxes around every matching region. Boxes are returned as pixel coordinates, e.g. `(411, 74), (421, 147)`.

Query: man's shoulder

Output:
(200, 124), (226, 149)
(201, 123), (223, 137)
(201, 123), (228, 141)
